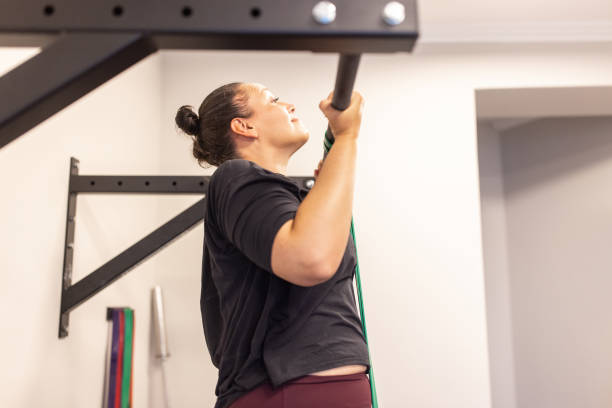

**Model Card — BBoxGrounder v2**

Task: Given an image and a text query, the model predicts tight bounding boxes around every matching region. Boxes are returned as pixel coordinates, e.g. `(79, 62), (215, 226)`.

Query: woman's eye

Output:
(272, 97), (280, 103)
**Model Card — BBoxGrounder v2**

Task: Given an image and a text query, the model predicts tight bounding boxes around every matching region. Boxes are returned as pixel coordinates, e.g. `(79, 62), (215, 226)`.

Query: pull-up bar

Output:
(324, 54), (362, 156)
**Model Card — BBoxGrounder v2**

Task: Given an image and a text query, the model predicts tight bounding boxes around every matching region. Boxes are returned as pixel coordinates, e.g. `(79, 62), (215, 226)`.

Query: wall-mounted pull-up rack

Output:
(59, 157), (315, 338)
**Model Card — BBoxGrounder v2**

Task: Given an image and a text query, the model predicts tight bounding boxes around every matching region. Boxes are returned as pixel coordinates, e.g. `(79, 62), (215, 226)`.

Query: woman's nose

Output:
(285, 103), (295, 113)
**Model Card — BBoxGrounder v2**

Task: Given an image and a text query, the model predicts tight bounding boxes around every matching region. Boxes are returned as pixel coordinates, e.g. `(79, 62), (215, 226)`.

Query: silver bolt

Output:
(382, 1), (406, 26)
(312, 1), (336, 25)
(304, 179), (315, 189)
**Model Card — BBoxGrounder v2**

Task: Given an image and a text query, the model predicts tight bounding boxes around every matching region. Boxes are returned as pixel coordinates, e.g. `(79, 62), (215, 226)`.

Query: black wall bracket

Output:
(58, 157), (315, 338)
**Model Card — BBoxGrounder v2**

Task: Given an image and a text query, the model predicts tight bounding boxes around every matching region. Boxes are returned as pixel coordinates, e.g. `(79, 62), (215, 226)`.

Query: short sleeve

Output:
(214, 162), (299, 272)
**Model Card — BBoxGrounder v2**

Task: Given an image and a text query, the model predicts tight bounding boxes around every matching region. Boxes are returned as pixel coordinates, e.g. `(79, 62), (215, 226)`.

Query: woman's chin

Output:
(292, 132), (309, 152)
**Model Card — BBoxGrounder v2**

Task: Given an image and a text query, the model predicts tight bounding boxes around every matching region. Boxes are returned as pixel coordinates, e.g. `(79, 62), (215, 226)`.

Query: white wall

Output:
(4, 41), (612, 407)
(493, 117), (612, 407)
(478, 122), (516, 408)
(0, 49), (165, 406)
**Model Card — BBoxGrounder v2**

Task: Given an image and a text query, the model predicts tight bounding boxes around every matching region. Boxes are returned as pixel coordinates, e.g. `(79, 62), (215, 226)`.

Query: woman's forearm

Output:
(291, 136), (357, 276)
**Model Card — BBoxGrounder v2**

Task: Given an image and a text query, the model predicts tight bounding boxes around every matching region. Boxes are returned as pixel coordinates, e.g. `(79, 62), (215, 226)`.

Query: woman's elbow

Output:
(301, 254), (337, 286)
(279, 253), (335, 287)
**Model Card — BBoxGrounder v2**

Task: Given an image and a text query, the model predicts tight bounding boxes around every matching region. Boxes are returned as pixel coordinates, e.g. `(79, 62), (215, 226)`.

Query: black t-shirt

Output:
(201, 159), (370, 408)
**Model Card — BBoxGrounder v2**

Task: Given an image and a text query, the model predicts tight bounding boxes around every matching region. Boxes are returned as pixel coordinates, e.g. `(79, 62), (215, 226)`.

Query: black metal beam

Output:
(58, 157), (79, 338)
(154, 33), (417, 54)
(71, 175), (209, 194)
(0, 32), (157, 149)
(0, 1), (418, 150)
(71, 175), (315, 193)
(0, 0), (419, 52)
(60, 197), (207, 336)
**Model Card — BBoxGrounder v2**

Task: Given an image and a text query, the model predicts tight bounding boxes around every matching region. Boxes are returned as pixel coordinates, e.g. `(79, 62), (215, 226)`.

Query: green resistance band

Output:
(121, 308), (134, 408)
(323, 135), (378, 408)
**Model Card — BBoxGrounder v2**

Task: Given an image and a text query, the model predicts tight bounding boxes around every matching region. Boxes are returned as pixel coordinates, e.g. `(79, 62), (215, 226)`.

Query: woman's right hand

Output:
(318, 91), (364, 141)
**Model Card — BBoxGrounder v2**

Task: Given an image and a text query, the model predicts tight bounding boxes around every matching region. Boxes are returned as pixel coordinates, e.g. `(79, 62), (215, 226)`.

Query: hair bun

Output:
(175, 105), (201, 136)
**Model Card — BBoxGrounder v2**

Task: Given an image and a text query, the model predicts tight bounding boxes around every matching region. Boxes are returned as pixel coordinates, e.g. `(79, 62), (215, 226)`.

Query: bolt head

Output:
(312, 1), (336, 25)
(304, 179), (315, 189)
(382, 1), (406, 26)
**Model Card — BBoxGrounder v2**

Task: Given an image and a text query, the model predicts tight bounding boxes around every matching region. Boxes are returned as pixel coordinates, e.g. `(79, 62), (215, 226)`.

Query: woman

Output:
(175, 82), (370, 408)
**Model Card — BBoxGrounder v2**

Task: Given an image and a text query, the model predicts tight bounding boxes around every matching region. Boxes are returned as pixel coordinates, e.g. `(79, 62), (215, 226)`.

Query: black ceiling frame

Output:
(0, 0), (419, 149)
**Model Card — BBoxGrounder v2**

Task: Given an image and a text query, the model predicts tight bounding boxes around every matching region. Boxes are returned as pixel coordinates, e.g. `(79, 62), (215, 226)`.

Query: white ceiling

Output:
(418, 0), (612, 43)
(420, 0), (612, 24)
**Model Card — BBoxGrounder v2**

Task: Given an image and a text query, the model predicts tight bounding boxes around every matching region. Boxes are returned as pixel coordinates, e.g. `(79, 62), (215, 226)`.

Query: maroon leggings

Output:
(229, 373), (372, 408)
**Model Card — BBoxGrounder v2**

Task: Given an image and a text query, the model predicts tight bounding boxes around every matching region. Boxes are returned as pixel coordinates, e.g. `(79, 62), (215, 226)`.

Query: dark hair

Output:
(175, 82), (252, 168)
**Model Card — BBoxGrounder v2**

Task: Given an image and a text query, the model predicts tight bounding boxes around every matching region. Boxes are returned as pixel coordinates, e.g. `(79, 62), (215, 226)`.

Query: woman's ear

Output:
(230, 118), (258, 139)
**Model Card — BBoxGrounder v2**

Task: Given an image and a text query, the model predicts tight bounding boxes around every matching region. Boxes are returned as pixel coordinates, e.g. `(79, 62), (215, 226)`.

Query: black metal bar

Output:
(58, 157), (79, 337)
(60, 198), (207, 320)
(0, 1), (419, 150)
(70, 175), (315, 193)
(331, 54), (363, 111)
(324, 54), (362, 157)
(72, 175), (210, 194)
(153, 33), (417, 54)
(0, 0), (419, 50)
(1, 32), (417, 54)
(0, 32), (157, 149)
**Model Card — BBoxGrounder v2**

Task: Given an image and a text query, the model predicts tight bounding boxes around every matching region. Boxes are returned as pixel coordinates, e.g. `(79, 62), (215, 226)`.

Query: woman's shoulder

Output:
(210, 160), (278, 194)
(210, 159), (302, 198)
(213, 159), (289, 182)
(214, 158), (252, 174)
(211, 159), (256, 183)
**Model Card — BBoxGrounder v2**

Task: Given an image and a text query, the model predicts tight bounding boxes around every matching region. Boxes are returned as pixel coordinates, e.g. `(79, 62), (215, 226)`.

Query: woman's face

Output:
(241, 83), (310, 153)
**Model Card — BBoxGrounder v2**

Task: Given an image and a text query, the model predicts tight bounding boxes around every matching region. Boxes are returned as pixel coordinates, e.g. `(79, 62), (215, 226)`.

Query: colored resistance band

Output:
(323, 134), (378, 408)
(121, 309), (134, 408)
(106, 308), (135, 408)
(115, 311), (124, 408)
(109, 309), (120, 407)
